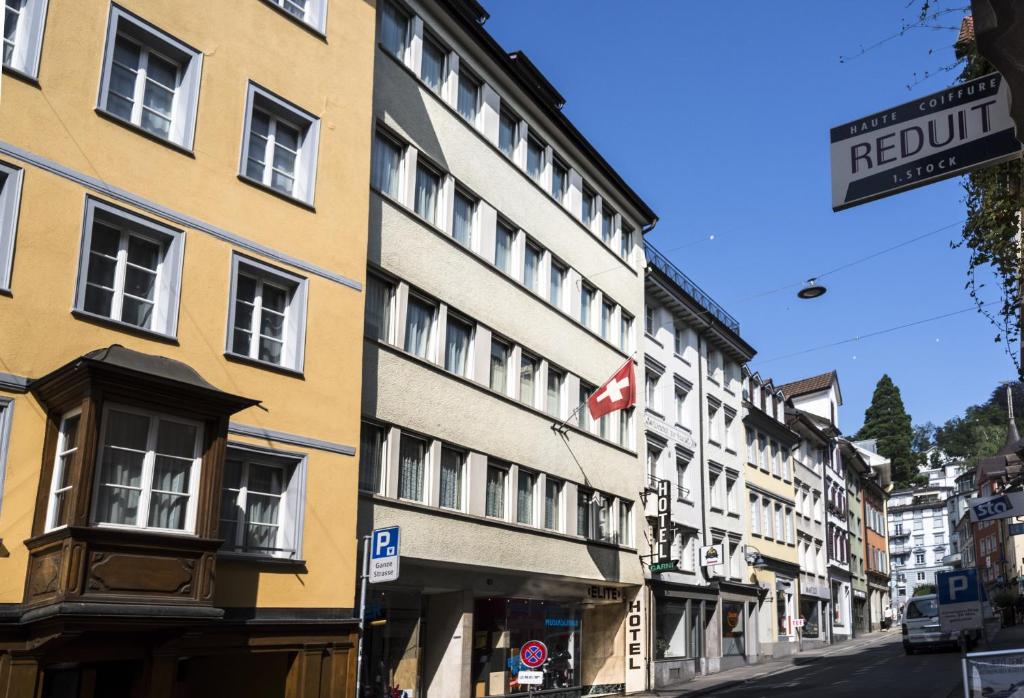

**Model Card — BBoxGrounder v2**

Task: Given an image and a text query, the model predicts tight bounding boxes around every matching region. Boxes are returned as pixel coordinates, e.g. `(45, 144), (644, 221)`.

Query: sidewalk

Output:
(632, 630), (897, 697)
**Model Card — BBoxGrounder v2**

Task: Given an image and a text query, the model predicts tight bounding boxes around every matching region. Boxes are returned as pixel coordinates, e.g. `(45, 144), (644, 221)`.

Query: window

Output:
(439, 447), (465, 510)
(266, 0), (328, 31)
(240, 84), (320, 204)
(457, 68), (480, 124)
(709, 471), (722, 510)
(618, 408), (633, 448)
(0, 162), (24, 291)
(546, 367), (564, 417)
(495, 220), (515, 274)
(619, 312), (633, 353)
(577, 489), (591, 538)
(771, 440), (781, 476)
(676, 457), (690, 500)
(595, 494), (612, 542)
(915, 552), (926, 565)
(745, 429), (755, 464)
(917, 572), (926, 582)
(646, 445), (661, 480)
(420, 31), (447, 94)
(45, 411), (81, 531)
(220, 446), (304, 558)
(757, 434), (768, 469)
(444, 314), (473, 377)
(91, 406), (202, 532)
(227, 256), (308, 371)
(774, 504), (784, 541)
(934, 533), (945, 545)
(404, 295), (437, 361)
(620, 222), (634, 259)
(724, 411), (735, 451)
(526, 134), (545, 182)
(674, 326), (687, 355)
(75, 198), (184, 337)
(750, 495), (760, 535)
(600, 300), (613, 341)
(579, 383), (594, 431)
(99, 7), (203, 149)
(646, 372), (659, 413)
(580, 283), (594, 327)
(2, 0), (46, 78)
(600, 206), (615, 245)
(726, 477), (738, 514)
(358, 422), (386, 493)
(707, 402), (720, 443)
(523, 241), (541, 293)
(365, 274), (395, 342)
(485, 462), (507, 518)
(551, 157), (569, 204)
(519, 352), (538, 406)
(581, 186), (596, 228)
(785, 507), (794, 543)
(498, 107), (518, 158)
(414, 162), (442, 225)
(371, 131), (404, 199)
(0, 399), (9, 515)
(645, 306), (655, 335)
(517, 469), (536, 525)
(379, 1), (410, 61)
(763, 498), (773, 538)
(397, 434), (427, 502)
(617, 500), (633, 545)
(550, 259), (566, 309)
(489, 337), (510, 394)
(544, 477), (562, 530)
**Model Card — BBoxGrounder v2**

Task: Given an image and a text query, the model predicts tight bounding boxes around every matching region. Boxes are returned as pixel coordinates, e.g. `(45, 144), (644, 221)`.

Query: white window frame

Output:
(97, 5), (203, 150)
(0, 397), (10, 517)
(73, 197), (185, 338)
(262, 0), (328, 33)
(438, 445), (467, 512)
(358, 420), (388, 494)
(221, 443), (307, 559)
(44, 408), (80, 532)
(226, 254), (308, 372)
(90, 404), (204, 535)
(239, 82), (321, 206)
(0, 161), (24, 292)
(485, 460), (509, 520)
(2, 0), (47, 78)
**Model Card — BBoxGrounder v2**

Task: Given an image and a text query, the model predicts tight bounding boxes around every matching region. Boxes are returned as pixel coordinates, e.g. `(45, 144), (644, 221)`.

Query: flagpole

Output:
(551, 354), (636, 434)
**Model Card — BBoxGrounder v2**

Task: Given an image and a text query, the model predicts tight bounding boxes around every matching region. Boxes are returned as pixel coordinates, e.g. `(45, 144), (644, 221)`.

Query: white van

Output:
(902, 595), (958, 654)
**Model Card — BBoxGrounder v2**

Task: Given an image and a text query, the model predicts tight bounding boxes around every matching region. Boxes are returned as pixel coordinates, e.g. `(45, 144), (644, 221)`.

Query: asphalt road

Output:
(701, 633), (965, 698)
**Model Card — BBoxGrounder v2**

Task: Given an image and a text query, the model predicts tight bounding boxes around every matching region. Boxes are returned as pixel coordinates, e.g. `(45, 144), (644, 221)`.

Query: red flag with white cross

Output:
(587, 360), (637, 420)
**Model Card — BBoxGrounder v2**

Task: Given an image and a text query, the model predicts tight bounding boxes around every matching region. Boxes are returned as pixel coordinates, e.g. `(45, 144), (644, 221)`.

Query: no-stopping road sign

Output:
(520, 640), (547, 669)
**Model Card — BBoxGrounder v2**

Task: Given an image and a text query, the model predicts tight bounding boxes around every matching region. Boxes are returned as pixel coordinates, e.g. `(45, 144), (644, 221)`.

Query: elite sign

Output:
(830, 72), (1022, 211)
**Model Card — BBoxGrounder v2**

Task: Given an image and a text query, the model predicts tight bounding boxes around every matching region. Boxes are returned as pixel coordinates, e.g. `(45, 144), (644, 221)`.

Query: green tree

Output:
(934, 381), (1023, 466)
(913, 584), (937, 597)
(856, 375), (917, 487)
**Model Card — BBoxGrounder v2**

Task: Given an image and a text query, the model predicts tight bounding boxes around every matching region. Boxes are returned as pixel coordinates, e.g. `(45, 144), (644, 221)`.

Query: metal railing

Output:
(645, 241), (740, 333)
(646, 474), (690, 501)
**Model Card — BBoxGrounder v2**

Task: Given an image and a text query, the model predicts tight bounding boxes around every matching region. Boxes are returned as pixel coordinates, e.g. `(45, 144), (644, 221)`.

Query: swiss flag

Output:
(587, 360), (637, 420)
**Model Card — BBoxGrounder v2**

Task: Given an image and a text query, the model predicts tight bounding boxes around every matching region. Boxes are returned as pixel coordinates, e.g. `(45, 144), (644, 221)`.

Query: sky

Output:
(483, 0), (1015, 434)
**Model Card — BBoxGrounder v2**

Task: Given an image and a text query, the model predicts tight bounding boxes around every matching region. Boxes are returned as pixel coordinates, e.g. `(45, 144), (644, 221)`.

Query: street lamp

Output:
(797, 278), (827, 299)
(744, 545), (769, 569)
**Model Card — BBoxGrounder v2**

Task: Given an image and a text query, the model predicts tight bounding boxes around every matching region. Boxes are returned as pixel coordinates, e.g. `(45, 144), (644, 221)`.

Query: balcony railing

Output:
(645, 242), (740, 333)
(646, 474), (690, 501)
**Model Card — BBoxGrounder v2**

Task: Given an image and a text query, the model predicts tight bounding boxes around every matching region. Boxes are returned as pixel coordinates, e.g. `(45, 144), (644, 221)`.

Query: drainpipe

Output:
(696, 333), (710, 576)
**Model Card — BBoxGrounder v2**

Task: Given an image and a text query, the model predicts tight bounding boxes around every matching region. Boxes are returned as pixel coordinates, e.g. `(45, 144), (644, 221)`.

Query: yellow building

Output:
(742, 371), (801, 658)
(0, 1), (375, 695)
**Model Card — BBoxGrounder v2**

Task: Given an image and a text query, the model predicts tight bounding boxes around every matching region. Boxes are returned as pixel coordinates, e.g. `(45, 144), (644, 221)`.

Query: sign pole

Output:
(355, 534), (370, 698)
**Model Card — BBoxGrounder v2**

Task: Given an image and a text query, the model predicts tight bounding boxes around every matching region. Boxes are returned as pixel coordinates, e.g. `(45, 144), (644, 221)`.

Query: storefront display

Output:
(471, 598), (582, 696)
(722, 601), (745, 656)
(799, 599), (820, 639)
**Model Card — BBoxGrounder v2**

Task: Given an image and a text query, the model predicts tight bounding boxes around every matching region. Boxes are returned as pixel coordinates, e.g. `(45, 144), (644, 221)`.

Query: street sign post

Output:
(937, 569), (984, 634)
(369, 526), (400, 583)
(830, 72), (1022, 211)
(969, 491), (1024, 523)
(520, 640), (547, 669)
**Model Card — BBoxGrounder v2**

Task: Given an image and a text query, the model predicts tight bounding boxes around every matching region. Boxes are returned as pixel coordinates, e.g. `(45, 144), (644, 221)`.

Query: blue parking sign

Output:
(937, 569), (981, 605)
(369, 526), (400, 583)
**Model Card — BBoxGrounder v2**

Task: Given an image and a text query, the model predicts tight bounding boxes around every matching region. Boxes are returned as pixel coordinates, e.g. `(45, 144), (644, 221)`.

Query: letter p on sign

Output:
(949, 575), (968, 601)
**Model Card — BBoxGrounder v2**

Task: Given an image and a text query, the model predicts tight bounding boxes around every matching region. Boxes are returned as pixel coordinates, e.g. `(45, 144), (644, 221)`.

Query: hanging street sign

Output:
(650, 560), (679, 574)
(830, 72), (1022, 211)
(1008, 522), (1024, 536)
(369, 526), (400, 583)
(700, 544), (725, 568)
(969, 491), (1024, 523)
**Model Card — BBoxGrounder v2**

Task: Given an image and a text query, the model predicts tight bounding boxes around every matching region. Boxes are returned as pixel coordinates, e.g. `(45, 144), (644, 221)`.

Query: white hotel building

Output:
(357, 0), (657, 696)
(888, 485), (954, 607)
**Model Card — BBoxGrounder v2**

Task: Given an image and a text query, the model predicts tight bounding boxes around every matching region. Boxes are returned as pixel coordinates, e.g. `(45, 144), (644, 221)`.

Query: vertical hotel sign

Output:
(656, 479), (673, 564)
(831, 73), (1021, 211)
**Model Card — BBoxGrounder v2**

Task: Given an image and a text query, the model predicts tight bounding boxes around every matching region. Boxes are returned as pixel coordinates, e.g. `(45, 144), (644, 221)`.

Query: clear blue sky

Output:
(484, 0), (1015, 434)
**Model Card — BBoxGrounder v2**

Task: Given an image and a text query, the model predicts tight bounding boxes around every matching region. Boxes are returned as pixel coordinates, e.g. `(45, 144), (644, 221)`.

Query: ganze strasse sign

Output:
(830, 72), (1022, 211)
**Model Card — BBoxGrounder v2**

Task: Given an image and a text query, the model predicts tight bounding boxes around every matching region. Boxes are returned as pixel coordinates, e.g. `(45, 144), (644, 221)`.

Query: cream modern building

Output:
(641, 243), (755, 688)
(357, 0), (657, 695)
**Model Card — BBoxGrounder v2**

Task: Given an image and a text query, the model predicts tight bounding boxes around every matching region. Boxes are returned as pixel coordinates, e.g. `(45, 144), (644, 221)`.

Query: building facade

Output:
(854, 442), (891, 632)
(779, 373), (852, 643)
(945, 468), (977, 571)
(842, 441), (869, 635)
(888, 484), (954, 608)
(358, 0), (657, 695)
(0, 0), (376, 695)
(642, 244), (755, 689)
(787, 409), (830, 649)
(742, 372), (800, 658)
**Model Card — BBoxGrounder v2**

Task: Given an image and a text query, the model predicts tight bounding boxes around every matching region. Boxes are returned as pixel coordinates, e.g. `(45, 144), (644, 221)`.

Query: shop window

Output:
(722, 601), (746, 656)
(471, 598), (580, 694)
(655, 599), (687, 658)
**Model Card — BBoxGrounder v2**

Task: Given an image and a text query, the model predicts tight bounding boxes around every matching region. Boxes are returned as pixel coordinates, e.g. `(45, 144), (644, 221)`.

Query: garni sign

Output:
(830, 72), (1021, 211)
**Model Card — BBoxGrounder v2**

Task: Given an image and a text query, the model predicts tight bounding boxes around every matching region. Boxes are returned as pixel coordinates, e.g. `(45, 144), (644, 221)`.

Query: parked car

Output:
(902, 595), (959, 654)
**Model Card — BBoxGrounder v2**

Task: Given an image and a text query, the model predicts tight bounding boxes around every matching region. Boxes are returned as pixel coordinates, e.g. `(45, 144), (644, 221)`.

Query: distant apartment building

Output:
(787, 408), (831, 649)
(742, 372), (800, 658)
(779, 372), (852, 642)
(888, 484), (954, 608)
(641, 243), (754, 687)
(358, 0), (657, 695)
